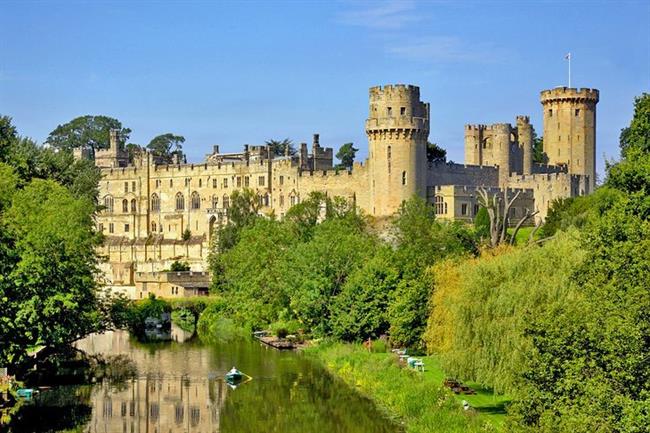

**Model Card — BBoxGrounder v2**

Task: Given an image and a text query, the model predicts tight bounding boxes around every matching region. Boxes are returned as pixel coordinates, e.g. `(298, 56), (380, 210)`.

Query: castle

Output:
(83, 85), (598, 297)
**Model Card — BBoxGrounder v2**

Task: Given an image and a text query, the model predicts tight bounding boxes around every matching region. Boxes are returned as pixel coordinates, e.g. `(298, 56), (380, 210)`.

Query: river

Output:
(6, 328), (402, 433)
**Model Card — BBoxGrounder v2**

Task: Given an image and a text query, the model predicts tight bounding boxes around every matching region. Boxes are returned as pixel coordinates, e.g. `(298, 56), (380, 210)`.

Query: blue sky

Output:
(2, 0), (649, 177)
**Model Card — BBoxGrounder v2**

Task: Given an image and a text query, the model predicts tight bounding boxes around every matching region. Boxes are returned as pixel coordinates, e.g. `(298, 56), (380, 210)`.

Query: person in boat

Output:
(228, 367), (238, 375)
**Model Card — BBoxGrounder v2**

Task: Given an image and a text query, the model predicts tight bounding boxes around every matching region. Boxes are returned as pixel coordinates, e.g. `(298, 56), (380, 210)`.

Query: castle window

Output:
(170, 179), (173, 187)
(199, 179), (202, 187)
(124, 182), (128, 193)
(387, 107), (392, 116)
(151, 222), (157, 232)
(223, 178), (228, 188)
(151, 193), (160, 211)
(213, 178), (217, 188)
(212, 195), (218, 209)
(98, 223), (104, 232)
(548, 109), (553, 117)
(175, 192), (185, 211)
(155, 179), (161, 188)
(290, 194), (297, 206)
(109, 223), (114, 234)
(279, 195), (284, 206)
(236, 176), (242, 187)
(124, 224), (129, 233)
(258, 176), (265, 186)
(191, 192), (201, 209)
(402, 171), (407, 185)
(279, 176), (284, 185)
(132, 181), (136, 192)
(461, 203), (468, 216)
(400, 107), (406, 115)
(222, 194), (230, 209)
(575, 109), (580, 116)
(122, 199), (129, 213)
(130, 199), (136, 212)
(434, 196), (445, 215)
(185, 178), (190, 187)
(245, 176), (250, 187)
(103, 195), (114, 213)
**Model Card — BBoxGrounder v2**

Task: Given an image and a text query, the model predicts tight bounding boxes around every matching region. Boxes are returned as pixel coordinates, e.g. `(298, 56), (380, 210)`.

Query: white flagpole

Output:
(567, 53), (572, 88)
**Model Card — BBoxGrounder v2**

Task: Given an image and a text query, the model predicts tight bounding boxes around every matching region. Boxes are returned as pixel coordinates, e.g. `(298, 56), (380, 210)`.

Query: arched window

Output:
(211, 195), (218, 209)
(175, 192), (185, 211)
(151, 222), (157, 233)
(222, 194), (229, 209)
(151, 193), (160, 212)
(103, 195), (114, 213)
(122, 199), (129, 213)
(130, 199), (136, 212)
(191, 192), (201, 210)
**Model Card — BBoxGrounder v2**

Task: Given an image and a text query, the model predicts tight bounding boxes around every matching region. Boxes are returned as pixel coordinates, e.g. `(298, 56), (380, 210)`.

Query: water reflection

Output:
(7, 329), (401, 433)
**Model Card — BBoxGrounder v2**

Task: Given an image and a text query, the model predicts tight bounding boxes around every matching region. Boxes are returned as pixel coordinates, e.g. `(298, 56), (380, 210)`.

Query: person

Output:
(229, 367), (238, 375)
(462, 400), (470, 411)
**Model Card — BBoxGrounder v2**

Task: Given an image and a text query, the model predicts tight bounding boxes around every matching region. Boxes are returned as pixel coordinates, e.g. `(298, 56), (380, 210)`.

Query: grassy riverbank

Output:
(306, 343), (507, 433)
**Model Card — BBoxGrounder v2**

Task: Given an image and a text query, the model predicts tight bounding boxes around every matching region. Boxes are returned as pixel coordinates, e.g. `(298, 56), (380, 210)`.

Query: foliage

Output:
(146, 133), (185, 163)
(532, 133), (547, 164)
(125, 143), (144, 163)
(215, 188), (261, 252)
(115, 295), (172, 336)
(335, 142), (358, 169)
(265, 138), (295, 156)
(170, 260), (190, 271)
(196, 300), (247, 343)
(618, 93), (650, 158)
(426, 142), (447, 163)
(473, 206), (490, 239)
(44, 115), (131, 154)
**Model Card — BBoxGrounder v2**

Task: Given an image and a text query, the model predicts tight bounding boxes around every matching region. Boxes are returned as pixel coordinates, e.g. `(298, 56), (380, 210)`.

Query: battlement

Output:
(516, 115), (530, 124)
(369, 84), (420, 101)
(540, 87), (599, 103)
(465, 124), (487, 132)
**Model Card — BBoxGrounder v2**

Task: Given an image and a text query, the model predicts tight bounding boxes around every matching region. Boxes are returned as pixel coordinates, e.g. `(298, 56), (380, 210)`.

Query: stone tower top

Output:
(540, 87), (599, 104)
(366, 84), (429, 134)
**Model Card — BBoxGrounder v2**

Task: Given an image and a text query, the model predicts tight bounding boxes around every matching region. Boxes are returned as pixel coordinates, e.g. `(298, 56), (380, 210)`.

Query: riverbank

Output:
(306, 343), (508, 433)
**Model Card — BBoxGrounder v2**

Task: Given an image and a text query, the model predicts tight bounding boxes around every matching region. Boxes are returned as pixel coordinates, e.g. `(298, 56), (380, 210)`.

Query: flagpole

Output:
(568, 53), (571, 88)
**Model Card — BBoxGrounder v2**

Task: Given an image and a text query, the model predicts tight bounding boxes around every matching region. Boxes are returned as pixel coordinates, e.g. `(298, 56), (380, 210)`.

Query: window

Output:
(169, 179), (173, 187)
(236, 176), (242, 187)
(575, 109), (580, 116)
(175, 405), (184, 424)
(279, 175), (284, 185)
(151, 193), (160, 211)
(290, 194), (297, 206)
(175, 192), (185, 211)
(104, 196), (114, 213)
(213, 178), (217, 188)
(191, 191), (200, 209)
(223, 178), (228, 188)
(279, 195), (284, 206)
(155, 179), (161, 188)
(151, 222), (157, 232)
(130, 199), (136, 212)
(400, 107), (406, 115)
(199, 178), (202, 187)
(184, 178), (189, 187)
(402, 171), (407, 185)
(109, 223), (114, 233)
(435, 196), (445, 215)
(258, 176), (265, 186)
(548, 109), (553, 117)
(124, 224), (130, 232)
(98, 223), (104, 232)
(211, 195), (218, 209)
(461, 203), (468, 216)
(387, 146), (392, 173)
(124, 182), (128, 193)
(122, 199), (129, 213)
(131, 181), (136, 192)
(244, 176), (250, 187)
(222, 194), (230, 209)
(387, 107), (392, 116)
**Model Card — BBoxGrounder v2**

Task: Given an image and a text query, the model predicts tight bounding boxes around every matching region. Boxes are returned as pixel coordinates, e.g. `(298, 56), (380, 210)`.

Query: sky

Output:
(1, 0), (649, 177)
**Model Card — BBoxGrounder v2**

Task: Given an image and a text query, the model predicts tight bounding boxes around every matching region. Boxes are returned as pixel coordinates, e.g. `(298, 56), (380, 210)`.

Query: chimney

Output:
(213, 145), (220, 154)
(244, 144), (250, 163)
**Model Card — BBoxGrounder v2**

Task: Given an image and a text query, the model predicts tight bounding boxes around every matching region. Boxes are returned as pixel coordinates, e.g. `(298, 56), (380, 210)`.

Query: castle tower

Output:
(464, 125), (484, 166)
(366, 84), (429, 216)
(516, 115), (534, 175)
(492, 123), (512, 186)
(540, 87), (599, 192)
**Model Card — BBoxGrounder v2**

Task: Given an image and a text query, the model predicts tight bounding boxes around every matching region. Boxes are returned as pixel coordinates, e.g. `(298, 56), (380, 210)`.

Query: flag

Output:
(565, 53), (571, 60)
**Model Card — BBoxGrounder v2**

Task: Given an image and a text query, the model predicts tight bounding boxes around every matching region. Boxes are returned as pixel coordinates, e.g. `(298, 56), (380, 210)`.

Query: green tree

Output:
(265, 138), (295, 157)
(532, 133), (548, 164)
(473, 206), (490, 239)
(216, 188), (261, 252)
(619, 93), (650, 157)
(45, 115), (131, 154)
(426, 142), (446, 163)
(335, 143), (358, 169)
(147, 133), (186, 164)
(125, 143), (144, 164)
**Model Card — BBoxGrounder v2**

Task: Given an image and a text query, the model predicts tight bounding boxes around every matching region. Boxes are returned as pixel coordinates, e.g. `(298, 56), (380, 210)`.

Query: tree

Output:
(147, 133), (186, 164)
(215, 188), (261, 252)
(532, 133), (548, 164)
(335, 143), (358, 169)
(265, 138), (295, 157)
(619, 93), (650, 158)
(45, 115), (131, 154)
(476, 187), (538, 248)
(125, 143), (144, 164)
(426, 142), (446, 163)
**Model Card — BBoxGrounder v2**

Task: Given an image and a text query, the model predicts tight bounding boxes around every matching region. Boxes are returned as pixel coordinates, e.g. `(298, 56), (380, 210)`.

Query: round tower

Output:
(492, 123), (512, 186)
(516, 115), (534, 175)
(366, 84), (429, 216)
(540, 87), (599, 192)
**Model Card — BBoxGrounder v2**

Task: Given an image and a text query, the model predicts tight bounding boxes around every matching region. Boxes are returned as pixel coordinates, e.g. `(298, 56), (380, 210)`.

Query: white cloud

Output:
(386, 36), (506, 64)
(337, 0), (421, 30)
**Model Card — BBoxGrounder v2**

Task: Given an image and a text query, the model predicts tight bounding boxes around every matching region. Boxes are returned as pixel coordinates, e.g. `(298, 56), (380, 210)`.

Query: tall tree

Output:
(265, 138), (295, 157)
(45, 115), (131, 154)
(426, 142), (446, 163)
(532, 133), (548, 164)
(619, 93), (650, 157)
(147, 133), (186, 164)
(335, 143), (358, 169)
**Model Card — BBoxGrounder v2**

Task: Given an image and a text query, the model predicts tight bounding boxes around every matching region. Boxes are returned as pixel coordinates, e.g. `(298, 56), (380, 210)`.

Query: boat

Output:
(16, 388), (36, 399)
(225, 367), (243, 383)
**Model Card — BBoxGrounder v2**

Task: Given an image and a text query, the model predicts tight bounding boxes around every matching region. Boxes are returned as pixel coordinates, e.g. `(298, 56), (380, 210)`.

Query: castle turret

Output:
(366, 84), (429, 216)
(517, 115), (534, 175)
(492, 123), (512, 186)
(541, 87), (599, 192)
(464, 124), (484, 166)
(95, 129), (128, 168)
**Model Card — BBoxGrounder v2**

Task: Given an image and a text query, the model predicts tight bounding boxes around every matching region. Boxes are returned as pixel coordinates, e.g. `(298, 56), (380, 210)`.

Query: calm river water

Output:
(7, 328), (402, 433)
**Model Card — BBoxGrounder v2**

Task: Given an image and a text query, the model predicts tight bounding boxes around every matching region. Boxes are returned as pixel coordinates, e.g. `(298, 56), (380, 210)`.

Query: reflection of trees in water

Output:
(4, 386), (93, 432)
(219, 360), (402, 433)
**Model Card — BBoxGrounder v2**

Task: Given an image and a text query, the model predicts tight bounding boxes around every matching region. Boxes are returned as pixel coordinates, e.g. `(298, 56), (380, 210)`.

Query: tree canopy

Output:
(147, 133), (186, 163)
(45, 115), (131, 154)
(426, 142), (446, 163)
(265, 138), (295, 157)
(335, 143), (358, 169)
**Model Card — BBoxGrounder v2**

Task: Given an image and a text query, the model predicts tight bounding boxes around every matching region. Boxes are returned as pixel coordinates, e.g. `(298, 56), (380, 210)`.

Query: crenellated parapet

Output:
(540, 87), (599, 105)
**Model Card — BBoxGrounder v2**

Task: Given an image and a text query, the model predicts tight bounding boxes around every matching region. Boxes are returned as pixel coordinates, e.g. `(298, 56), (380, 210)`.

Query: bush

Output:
(170, 260), (190, 272)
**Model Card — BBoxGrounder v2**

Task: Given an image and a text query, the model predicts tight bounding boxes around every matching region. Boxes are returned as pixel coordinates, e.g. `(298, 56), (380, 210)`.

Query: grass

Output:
(508, 226), (538, 246)
(306, 342), (506, 433)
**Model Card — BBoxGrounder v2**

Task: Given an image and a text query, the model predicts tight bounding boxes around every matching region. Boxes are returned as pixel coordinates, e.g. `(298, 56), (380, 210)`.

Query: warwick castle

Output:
(80, 84), (599, 298)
